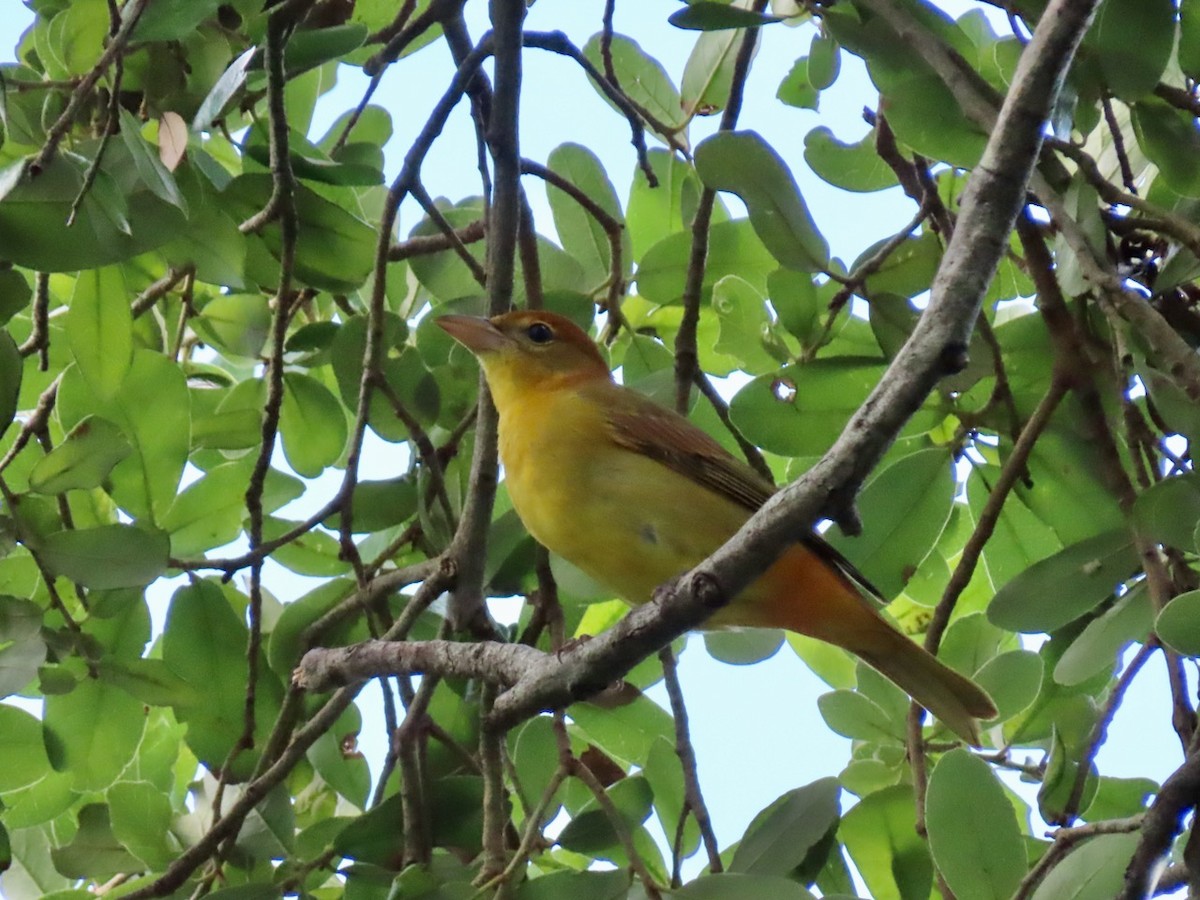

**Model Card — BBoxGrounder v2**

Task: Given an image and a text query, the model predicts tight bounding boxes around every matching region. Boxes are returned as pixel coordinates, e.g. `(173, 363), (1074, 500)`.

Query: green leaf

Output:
(0, 704), (53, 792)
(674, 874), (816, 898)
(1132, 473), (1200, 550)
(49, 803), (142, 881)
(730, 778), (840, 875)
(58, 350), (191, 522)
(926, 749), (1026, 900)
(67, 266), (132, 401)
(117, 108), (186, 213)
(974, 650), (1043, 721)
(818, 690), (902, 743)
(1055, 586), (1154, 685)
(279, 372), (347, 477)
(1087, 0), (1173, 101)
(861, 231), (942, 298)
(711, 275), (785, 373)
(518, 873), (633, 900)
(1029, 832), (1138, 900)
(547, 142), (629, 290)
(160, 460), (254, 557)
(262, 517), (350, 576)
(1182, 0), (1200, 79)
(669, 3), (783, 31)
(1083, 776), (1157, 821)
(1038, 709), (1100, 824)
(510, 716), (564, 826)
(704, 628), (785, 665)
(131, 0), (224, 41)
(777, 56), (819, 111)
(730, 359), (889, 457)
(967, 471), (1060, 590)
(1155, 589), (1200, 656)
(162, 580), (280, 778)
(643, 736), (700, 859)
(282, 24), (368, 77)
(569, 691), (674, 766)
(0, 328), (21, 441)
(267, 579), (359, 675)
(694, 131), (829, 271)
(193, 47), (257, 132)
(107, 781), (178, 869)
(681, 20), (744, 118)
(326, 476), (418, 533)
(47, 2), (108, 75)
(223, 174), (375, 292)
(787, 632), (857, 689)
(1132, 98), (1200, 198)
(40, 525), (169, 590)
(778, 33), (840, 111)
(517, 870), (632, 900)
(308, 707), (370, 809)
(0, 596), (47, 698)
(637, 218), (777, 305)
(582, 34), (688, 137)
(839, 784), (931, 900)
(626, 149), (705, 260)
(0, 269), (32, 327)
(988, 530), (1139, 633)
(557, 775), (653, 854)
(192, 294), (272, 359)
(826, 449), (957, 600)
(43, 678), (147, 792)
(768, 268), (824, 347)
(0, 152), (185, 271)
(29, 416), (132, 494)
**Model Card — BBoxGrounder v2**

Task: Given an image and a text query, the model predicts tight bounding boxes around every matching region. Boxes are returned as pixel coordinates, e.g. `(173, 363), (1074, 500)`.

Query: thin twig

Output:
(659, 646), (721, 880)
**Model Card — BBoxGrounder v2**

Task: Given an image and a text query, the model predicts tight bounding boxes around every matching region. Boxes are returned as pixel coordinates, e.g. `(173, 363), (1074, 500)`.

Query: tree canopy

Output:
(0, 0), (1199, 898)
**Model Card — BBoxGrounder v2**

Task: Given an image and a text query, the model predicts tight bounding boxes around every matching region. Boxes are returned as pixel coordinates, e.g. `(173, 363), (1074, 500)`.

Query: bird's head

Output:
(437, 311), (610, 405)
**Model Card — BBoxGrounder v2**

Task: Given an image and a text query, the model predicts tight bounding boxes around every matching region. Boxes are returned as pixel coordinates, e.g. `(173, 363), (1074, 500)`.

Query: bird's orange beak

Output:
(436, 314), (510, 354)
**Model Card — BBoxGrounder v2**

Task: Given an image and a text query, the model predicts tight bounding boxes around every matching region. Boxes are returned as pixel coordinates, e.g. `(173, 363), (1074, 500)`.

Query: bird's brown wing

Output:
(599, 384), (885, 601)
(601, 386), (774, 512)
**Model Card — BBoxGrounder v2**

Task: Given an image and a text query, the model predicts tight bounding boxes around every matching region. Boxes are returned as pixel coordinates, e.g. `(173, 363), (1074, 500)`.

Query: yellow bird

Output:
(438, 310), (996, 744)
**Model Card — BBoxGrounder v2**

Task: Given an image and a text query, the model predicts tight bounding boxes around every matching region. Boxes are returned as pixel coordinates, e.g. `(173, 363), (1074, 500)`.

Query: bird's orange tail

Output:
(751, 545), (997, 746)
(850, 625), (997, 746)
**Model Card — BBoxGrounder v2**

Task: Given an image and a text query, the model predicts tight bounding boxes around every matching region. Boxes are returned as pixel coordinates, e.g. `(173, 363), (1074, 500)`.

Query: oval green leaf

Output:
(1155, 589), (1200, 656)
(926, 749), (1026, 900)
(825, 448), (957, 600)
(694, 130), (829, 272)
(40, 524), (169, 589)
(988, 530), (1139, 633)
(729, 777), (840, 876)
(67, 266), (132, 401)
(29, 416), (132, 495)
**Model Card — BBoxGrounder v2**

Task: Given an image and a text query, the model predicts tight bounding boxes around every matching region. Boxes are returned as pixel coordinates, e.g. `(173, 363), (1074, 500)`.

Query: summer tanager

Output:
(438, 310), (996, 744)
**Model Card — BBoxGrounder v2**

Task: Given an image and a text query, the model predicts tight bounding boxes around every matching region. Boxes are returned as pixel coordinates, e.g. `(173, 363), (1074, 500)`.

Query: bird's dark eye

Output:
(526, 322), (554, 344)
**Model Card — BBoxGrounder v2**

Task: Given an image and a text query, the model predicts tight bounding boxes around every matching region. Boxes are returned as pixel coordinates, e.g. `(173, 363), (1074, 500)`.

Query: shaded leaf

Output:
(39, 525), (169, 590)
(695, 131), (829, 271)
(29, 416), (131, 495)
(988, 530), (1139, 633)
(670, 4), (783, 31)
(1156, 589), (1200, 656)
(730, 777), (841, 876)
(926, 749), (1026, 900)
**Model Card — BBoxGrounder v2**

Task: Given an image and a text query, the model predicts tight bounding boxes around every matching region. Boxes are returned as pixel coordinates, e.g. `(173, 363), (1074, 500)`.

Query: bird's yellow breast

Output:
(492, 378), (752, 607)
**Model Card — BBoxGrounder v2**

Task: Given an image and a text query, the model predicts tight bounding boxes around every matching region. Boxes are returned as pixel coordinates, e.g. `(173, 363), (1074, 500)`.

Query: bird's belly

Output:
(506, 440), (750, 606)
